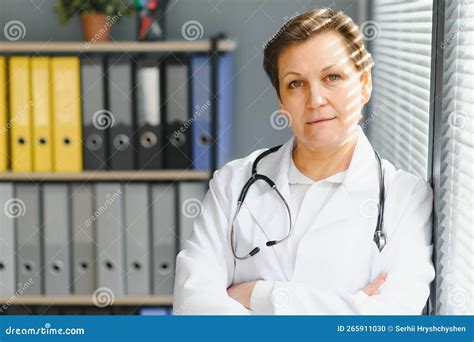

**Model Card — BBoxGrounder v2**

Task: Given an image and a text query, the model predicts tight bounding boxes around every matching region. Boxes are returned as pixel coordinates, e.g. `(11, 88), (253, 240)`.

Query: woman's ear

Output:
(361, 70), (372, 104)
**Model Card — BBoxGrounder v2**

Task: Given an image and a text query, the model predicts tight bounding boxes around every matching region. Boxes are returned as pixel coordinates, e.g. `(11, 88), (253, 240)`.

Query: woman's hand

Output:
(362, 272), (387, 296)
(227, 281), (258, 309)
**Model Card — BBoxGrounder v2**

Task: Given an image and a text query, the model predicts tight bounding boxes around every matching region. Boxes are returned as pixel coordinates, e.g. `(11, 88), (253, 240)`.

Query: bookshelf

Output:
(0, 295), (173, 306)
(0, 170), (210, 182)
(0, 40), (237, 54)
(0, 35), (236, 314)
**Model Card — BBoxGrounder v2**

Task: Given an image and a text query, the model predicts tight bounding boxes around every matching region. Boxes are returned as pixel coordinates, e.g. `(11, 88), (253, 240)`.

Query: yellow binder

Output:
(31, 57), (53, 172)
(0, 57), (8, 172)
(9, 57), (32, 172)
(51, 57), (82, 172)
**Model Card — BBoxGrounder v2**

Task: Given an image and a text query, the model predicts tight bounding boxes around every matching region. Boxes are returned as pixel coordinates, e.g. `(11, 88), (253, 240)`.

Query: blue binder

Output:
(190, 54), (234, 170)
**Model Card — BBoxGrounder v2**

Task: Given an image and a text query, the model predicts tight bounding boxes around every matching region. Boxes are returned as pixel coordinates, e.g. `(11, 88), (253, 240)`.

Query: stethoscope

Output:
(230, 145), (387, 261)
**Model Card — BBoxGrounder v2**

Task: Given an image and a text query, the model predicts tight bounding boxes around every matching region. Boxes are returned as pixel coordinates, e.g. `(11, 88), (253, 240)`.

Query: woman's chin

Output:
(298, 131), (343, 150)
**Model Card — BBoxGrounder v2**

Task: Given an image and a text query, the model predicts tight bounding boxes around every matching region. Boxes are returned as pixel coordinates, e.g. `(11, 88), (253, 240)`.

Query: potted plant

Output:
(55, 0), (135, 42)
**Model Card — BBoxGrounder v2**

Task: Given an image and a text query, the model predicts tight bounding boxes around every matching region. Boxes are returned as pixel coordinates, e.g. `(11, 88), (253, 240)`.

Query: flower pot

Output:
(80, 13), (110, 42)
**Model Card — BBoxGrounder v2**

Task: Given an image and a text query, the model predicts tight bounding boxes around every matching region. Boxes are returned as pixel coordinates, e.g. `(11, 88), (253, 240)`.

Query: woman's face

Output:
(277, 30), (372, 150)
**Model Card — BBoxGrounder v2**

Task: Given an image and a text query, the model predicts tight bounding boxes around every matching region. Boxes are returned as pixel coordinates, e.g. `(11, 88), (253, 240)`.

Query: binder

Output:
(81, 57), (107, 170)
(190, 54), (234, 170)
(178, 182), (207, 250)
(164, 56), (192, 169)
(95, 183), (125, 295)
(124, 183), (151, 295)
(43, 183), (71, 295)
(9, 57), (32, 172)
(136, 59), (163, 170)
(108, 56), (135, 170)
(34, 306), (61, 315)
(51, 57), (83, 172)
(31, 57), (53, 172)
(71, 184), (96, 294)
(139, 307), (170, 315)
(0, 57), (7, 172)
(6, 306), (34, 315)
(15, 184), (41, 295)
(0, 183), (16, 296)
(151, 183), (176, 295)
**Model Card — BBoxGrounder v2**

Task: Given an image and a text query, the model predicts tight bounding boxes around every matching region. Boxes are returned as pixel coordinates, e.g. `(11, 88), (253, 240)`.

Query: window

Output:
(432, 0), (473, 315)
(366, 0), (433, 180)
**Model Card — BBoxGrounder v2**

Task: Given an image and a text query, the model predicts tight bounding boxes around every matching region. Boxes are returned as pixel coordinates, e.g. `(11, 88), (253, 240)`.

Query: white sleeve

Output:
(250, 179), (435, 315)
(173, 170), (251, 315)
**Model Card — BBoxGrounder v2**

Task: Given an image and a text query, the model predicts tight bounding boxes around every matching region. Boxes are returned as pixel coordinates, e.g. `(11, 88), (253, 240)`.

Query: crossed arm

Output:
(227, 272), (387, 310)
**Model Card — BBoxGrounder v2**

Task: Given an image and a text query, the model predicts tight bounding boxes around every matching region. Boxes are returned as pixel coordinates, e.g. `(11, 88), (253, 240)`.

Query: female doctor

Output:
(173, 7), (435, 315)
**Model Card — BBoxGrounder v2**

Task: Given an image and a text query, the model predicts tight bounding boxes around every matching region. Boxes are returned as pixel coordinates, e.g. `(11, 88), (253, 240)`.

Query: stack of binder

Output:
(0, 52), (234, 172)
(0, 181), (207, 298)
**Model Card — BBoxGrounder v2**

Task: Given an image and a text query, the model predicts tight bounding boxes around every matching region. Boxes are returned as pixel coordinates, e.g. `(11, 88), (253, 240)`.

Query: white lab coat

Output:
(173, 126), (435, 315)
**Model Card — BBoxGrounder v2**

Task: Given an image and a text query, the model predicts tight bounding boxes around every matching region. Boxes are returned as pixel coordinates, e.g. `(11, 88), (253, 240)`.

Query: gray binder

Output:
(0, 183), (16, 296)
(164, 57), (192, 169)
(151, 183), (176, 295)
(43, 183), (71, 295)
(108, 57), (135, 170)
(81, 57), (107, 170)
(95, 183), (125, 295)
(71, 184), (96, 294)
(15, 184), (41, 295)
(124, 184), (151, 295)
(178, 182), (207, 250)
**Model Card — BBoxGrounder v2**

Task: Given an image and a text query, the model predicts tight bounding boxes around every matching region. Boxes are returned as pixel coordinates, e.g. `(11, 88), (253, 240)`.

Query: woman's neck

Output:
(292, 135), (358, 181)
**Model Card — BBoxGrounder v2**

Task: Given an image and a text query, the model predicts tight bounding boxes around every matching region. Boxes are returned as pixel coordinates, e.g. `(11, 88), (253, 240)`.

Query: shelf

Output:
(0, 40), (237, 54)
(0, 295), (173, 306)
(0, 170), (210, 182)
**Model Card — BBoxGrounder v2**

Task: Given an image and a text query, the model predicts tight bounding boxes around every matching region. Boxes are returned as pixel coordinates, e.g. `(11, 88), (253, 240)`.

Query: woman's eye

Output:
(288, 80), (303, 89)
(327, 74), (341, 82)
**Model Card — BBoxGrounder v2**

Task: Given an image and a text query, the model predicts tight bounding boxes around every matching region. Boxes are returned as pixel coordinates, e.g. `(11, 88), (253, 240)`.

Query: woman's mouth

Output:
(307, 117), (336, 125)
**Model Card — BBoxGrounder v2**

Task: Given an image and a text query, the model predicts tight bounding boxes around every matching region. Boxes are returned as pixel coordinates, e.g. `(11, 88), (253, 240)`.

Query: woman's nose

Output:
(307, 83), (328, 108)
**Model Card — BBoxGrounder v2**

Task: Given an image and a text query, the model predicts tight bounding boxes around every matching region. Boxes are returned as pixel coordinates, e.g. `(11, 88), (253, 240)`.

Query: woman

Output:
(173, 7), (435, 315)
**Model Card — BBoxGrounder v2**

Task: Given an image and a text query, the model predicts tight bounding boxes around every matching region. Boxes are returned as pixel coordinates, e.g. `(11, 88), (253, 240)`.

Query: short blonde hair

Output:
(263, 7), (374, 98)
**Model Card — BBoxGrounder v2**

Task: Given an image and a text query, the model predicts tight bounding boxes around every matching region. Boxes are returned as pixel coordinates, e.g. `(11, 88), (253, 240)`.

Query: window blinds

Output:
(434, 0), (473, 315)
(366, 0), (433, 180)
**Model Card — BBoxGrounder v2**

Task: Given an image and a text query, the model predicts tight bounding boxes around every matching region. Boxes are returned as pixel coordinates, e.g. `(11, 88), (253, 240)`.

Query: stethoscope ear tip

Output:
(266, 240), (277, 247)
(250, 247), (260, 256)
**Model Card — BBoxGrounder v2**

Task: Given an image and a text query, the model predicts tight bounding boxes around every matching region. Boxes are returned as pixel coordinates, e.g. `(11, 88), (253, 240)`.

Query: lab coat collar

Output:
(249, 125), (379, 196)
